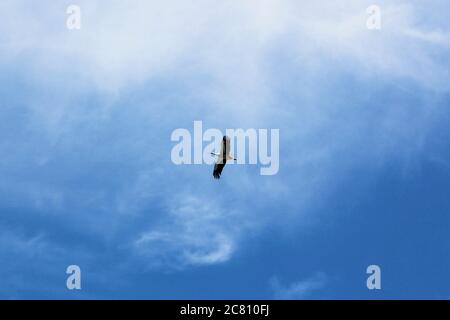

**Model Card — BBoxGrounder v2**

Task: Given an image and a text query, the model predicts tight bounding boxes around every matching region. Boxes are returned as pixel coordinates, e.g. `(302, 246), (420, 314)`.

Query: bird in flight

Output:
(211, 136), (236, 179)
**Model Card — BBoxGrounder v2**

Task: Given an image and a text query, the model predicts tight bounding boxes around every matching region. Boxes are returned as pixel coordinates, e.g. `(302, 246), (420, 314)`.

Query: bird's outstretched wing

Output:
(213, 162), (226, 179)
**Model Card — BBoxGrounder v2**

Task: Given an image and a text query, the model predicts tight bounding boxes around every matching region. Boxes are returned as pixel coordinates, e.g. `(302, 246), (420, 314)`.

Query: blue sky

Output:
(0, 0), (449, 299)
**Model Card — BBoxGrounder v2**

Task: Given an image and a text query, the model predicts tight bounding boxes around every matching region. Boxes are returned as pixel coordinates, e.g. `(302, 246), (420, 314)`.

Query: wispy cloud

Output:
(1, 1), (449, 93)
(270, 273), (328, 299)
(134, 195), (238, 268)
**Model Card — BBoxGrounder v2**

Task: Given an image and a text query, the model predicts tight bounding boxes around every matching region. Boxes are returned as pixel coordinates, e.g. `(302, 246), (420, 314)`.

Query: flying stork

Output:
(211, 136), (236, 179)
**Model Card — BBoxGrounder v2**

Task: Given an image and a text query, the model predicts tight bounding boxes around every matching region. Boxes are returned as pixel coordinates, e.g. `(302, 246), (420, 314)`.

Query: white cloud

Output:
(271, 273), (328, 299)
(134, 195), (238, 267)
(1, 1), (449, 94)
